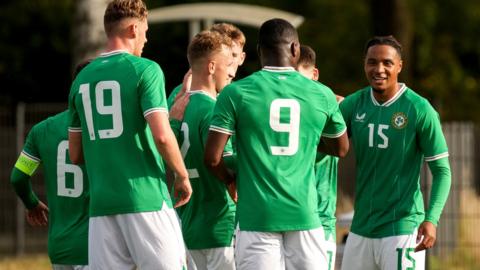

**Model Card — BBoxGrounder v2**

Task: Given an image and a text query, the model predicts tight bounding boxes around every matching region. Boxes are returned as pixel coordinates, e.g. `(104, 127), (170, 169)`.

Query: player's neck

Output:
(261, 56), (294, 68)
(190, 74), (216, 99)
(105, 38), (135, 55)
(372, 83), (400, 103)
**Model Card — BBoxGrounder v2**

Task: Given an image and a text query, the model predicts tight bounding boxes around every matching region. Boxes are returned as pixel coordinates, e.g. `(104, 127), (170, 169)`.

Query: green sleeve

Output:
(425, 157), (452, 225)
(68, 80), (82, 130)
(417, 101), (449, 160)
(321, 87), (346, 138)
(210, 85), (238, 135)
(169, 118), (182, 141)
(10, 168), (39, 209)
(339, 94), (355, 136)
(140, 62), (168, 116)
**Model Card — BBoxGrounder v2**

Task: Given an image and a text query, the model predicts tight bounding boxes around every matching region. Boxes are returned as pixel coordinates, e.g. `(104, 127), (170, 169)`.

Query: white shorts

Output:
(88, 202), (186, 270)
(235, 226), (334, 270)
(188, 247), (235, 270)
(341, 231), (425, 270)
(52, 265), (88, 270)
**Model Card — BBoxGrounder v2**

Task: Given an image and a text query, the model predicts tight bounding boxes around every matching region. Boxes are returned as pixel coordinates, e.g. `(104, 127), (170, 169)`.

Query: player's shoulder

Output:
(30, 111), (68, 140)
(121, 54), (162, 75)
(402, 85), (436, 112)
(341, 86), (370, 109)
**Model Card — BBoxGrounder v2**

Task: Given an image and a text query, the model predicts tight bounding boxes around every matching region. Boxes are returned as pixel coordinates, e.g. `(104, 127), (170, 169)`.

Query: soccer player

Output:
(298, 44), (342, 270)
(340, 36), (451, 270)
(67, 0), (192, 269)
(10, 61), (91, 270)
(167, 22), (246, 108)
(204, 18), (349, 269)
(171, 30), (237, 270)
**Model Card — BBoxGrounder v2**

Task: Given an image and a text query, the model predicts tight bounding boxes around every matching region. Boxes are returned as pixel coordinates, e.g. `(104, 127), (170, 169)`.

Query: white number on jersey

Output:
(79, 81), (124, 140)
(180, 122), (199, 179)
(269, 99), (300, 156)
(57, 140), (83, 197)
(368, 123), (389, 148)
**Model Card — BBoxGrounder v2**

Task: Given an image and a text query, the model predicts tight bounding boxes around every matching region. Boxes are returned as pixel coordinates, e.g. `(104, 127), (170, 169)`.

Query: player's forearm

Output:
(318, 132), (349, 157)
(425, 157), (452, 225)
(10, 168), (39, 209)
(68, 131), (84, 164)
(154, 129), (188, 179)
(205, 131), (235, 184)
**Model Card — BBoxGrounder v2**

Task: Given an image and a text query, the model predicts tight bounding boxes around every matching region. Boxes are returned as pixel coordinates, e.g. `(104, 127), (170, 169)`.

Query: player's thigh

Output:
(205, 247), (235, 270)
(88, 216), (134, 270)
(378, 233), (425, 270)
(341, 232), (377, 270)
(235, 230), (283, 270)
(118, 203), (187, 270)
(188, 250), (205, 270)
(283, 227), (334, 270)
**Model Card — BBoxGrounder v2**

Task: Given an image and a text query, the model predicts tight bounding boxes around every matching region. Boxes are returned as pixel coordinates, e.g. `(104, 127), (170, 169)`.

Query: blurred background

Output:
(0, 0), (479, 269)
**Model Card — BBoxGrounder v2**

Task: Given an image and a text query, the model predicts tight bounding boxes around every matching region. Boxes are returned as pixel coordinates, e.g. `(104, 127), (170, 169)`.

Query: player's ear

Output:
(291, 42), (300, 59)
(208, 61), (216, 75)
(398, 59), (403, 74)
(313, 67), (319, 81)
(239, 52), (246, 66)
(126, 22), (136, 38)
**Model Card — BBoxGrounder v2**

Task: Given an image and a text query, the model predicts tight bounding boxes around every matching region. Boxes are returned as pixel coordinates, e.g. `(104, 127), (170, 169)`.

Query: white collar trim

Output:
(262, 66), (296, 72)
(188, 90), (216, 101)
(370, 83), (406, 107)
(100, 50), (129, 57)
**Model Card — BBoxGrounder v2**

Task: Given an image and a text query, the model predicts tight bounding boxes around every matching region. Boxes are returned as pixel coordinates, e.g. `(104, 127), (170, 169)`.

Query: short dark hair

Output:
(298, 45), (316, 67)
(364, 35), (402, 58)
(104, 0), (148, 37)
(258, 18), (298, 50)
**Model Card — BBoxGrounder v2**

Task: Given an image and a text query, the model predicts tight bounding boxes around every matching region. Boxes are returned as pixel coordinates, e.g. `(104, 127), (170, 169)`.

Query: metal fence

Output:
(0, 103), (479, 269)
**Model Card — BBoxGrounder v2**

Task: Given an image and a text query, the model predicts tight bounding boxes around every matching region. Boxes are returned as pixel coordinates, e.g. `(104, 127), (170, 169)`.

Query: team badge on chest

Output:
(391, 112), (408, 129)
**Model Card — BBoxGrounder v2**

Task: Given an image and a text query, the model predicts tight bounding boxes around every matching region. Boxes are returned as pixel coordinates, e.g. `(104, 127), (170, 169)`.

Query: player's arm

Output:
(146, 112), (192, 207)
(204, 131), (235, 185)
(415, 103), (451, 252)
(10, 138), (49, 226)
(169, 93), (190, 139)
(318, 133), (349, 157)
(415, 157), (451, 252)
(68, 131), (84, 164)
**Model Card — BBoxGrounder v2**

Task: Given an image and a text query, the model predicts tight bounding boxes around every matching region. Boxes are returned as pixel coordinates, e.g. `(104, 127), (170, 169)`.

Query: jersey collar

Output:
(188, 90), (217, 101)
(262, 66), (296, 72)
(99, 50), (129, 57)
(370, 83), (406, 107)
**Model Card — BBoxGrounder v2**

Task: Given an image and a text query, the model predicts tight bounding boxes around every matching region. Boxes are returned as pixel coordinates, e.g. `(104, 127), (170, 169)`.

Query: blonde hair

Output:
(187, 30), (232, 68)
(210, 23), (246, 47)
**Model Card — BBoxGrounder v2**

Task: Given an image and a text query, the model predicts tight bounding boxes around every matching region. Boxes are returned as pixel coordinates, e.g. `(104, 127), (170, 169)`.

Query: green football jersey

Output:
(315, 152), (338, 240)
(176, 91), (236, 249)
(210, 67), (347, 231)
(340, 84), (449, 238)
(17, 111), (88, 265)
(68, 51), (171, 217)
(167, 83), (182, 109)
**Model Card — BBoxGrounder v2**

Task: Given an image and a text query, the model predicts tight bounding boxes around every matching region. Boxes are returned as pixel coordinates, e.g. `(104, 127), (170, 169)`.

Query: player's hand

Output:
(26, 201), (49, 226)
(173, 176), (192, 208)
(415, 221), (436, 252)
(227, 181), (237, 203)
(169, 93), (190, 121)
(174, 69), (192, 104)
